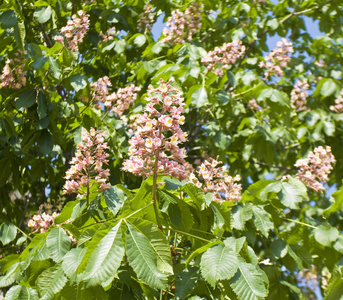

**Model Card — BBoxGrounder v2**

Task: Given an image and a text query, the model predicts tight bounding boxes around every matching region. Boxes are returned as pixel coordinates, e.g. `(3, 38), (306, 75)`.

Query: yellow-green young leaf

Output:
(229, 260), (268, 300)
(200, 244), (239, 287)
(36, 265), (68, 300)
(125, 222), (168, 289)
(46, 227), (71, 263)
(82, 221), (124, 287)
(4, 285), (39, 300)
(0, 222), (17, 246)
(33, 6), (51, 23)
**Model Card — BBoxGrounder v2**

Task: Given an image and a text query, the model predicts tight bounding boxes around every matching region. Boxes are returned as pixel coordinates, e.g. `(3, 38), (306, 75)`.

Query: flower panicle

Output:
(162, 2), (203, 45)
(54, 10), (90, 52)
(122, 79), (188, 180)
(137, 4), (155, 34)
(259, 38), (293, 78)
(0, 51), (27, 89)
(201, 41), (246, 77)
(189, 157), (242, 203)
(291, 79), (310, 112)
(63, 127), (111, 195)
(294, 145), (335, 192)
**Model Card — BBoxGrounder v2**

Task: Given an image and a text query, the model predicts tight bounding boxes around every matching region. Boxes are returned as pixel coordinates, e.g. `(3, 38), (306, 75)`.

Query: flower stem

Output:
(152, 172), (162, 229)
(282, 217), (317, 229)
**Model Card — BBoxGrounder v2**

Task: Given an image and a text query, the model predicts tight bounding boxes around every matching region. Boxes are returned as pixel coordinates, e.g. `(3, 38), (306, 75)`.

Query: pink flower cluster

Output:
(201, 41), (245, 77)
(162, 2), (203, 45)
(99, 27), (116, 43)
(90, 76), (140, 115)
(63, 128), (111, 195)
(28, 212), (59, 233)
(122, 79), (188, 180)
(330, 89), (343, 113)
(137, 4), (155, 34)
(291, 80), (310, 111)
(105, 85), (141, 117)
(54, 10), (90, 52)
(0, 52), (27, 89)
(294, 146), (335, 192)
(91, 76), (112, 108)
(189, 157), (242, 203)
(259, 38), (293, 78)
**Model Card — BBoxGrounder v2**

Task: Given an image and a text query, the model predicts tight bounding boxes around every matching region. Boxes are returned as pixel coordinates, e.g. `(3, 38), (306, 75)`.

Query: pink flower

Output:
(190, 157), (242, 202)
(122, 79), (188, 180)
(63, 128), (110, 195)
(291, 80), (310, 111)
(162, 3), (203, 45)
(330, 89), (343, 113)
(137, 4), (155, 34)
(0, 51), (27, 89)
(54, 10), (90, 52)
(259, 38), (293, 78)
(294, 146), (335, 192)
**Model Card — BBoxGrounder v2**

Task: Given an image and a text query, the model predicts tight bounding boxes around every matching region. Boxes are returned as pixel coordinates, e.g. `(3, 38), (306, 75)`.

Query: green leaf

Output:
(54, 200), (78, 224)
(15, 89), (37, 109)
(0, 222), (17, 246)
(175, 267), (199, 299)
(46, 227), (71, 263)
(83, 221), (125, 287)
(130, 219), (173, 275)
(4, 285), (39, 300)
(186, 241), (224, 268)
(211, 202), (232, 231)
(38, 130), (54, 155)
(324, 189), (343, 217)
(320, 79), (337, 97)
(229, 260), (268, 300)
(134, 34), (146, 47)
(104, 186), (124, 216)
(62, 248), (86, 278)
(324, 271), (343, 300)
(0, 262), (19, 288)
(279, 179), (308, 209)
(47, 57), (61, 79)
(232, 204), (253, 230)
(70, 74), (87, 92)
(0, 10), (17, 28)
(183, 183), (206, 209)
(252, 206), (273, 237)
(163, 177), (186, 190)
(37, 91), (47, 119)
(200, 243), (239, 287)
(36, 265), (68, 300)
(0, 157), (11, 187)
(227, 70), (237, 87)
(191, 85), (208, 108)
(314, 225), (339, 247)
(125, 222), (168, 289)
(33, 6), (51, 23)
(271, 239), (288, 259)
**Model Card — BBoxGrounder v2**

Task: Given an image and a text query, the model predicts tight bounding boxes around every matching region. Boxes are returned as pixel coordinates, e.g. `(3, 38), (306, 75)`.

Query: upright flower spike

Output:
(258, 38), (293, 79)
(189, 157), (242, 203)
(294, 146), (335, 192)
(162, 2), (203, 45)
(137, 4), (155, 34)
(63, 128), (111, 199)
(0, 51), (27, 89)
(330, 89), (343, 113)
(201, 41), (246, 77)
(54, 10), (90, 52)
(122, 79), (188, 181)
(291, 80), (310, 111)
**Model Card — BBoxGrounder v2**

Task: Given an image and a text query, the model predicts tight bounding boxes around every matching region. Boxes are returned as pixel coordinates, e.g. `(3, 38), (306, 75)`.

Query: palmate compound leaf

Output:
(82, 221), (125, 287)
(200, 243), (239, 288)
(4, 285), (39, 300)
(46, 227), (71, 263)
(229, 259), (269, 300)
(36, 265), (68, 300)
(125, 222), (169, 289)
(130, 219), (173, 275)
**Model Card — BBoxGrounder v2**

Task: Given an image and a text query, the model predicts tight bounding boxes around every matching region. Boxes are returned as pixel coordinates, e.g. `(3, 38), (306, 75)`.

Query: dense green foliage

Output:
(1, 0), (343, 299)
